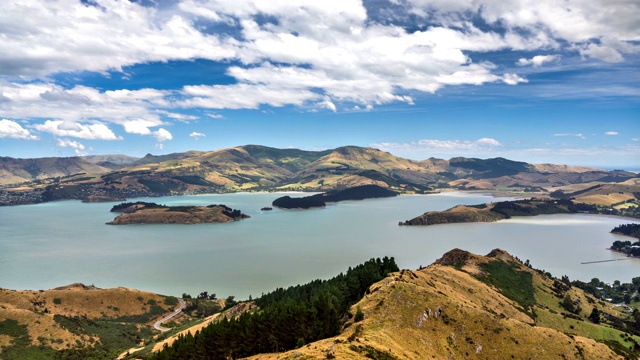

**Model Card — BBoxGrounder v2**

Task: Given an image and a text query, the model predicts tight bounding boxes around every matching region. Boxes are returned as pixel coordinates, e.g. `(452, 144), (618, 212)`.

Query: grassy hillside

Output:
(139, 249), (639, 360)
(0, 284), (180, 359)
(4, 249), (639, 359)
(402, 197), (640, 225)
(239, 250), (639, 359)
(0, 156), (112, 186)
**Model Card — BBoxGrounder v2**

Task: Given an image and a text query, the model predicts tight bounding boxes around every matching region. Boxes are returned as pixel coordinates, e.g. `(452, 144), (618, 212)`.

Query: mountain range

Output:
(1, 145), (638, 206)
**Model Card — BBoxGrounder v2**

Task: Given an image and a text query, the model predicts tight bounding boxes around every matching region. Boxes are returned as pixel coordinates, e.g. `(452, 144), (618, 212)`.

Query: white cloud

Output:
(159, 111), (198, 121)
(56, 138), (87, 155)
(189, 131), (206, 140)
(318, 98), (337, 112)
(33, 120), (121, 140)
(0, 0), (235, 78)
(502, 73), (528, 85)
(122, 119), (160, 136)
(578, 43), (624, 63)
(400, 0), (640, 62)
(0, 82), (174, 142)
(180, 83), (319, 109)
(372, 137), (503, 159)
(605, 131), (619, 136)
(476, 138), (502, 146)
(0, 0), (636, 134)
(416, 138), (502, 149)
(206, 113), (224, 119)
(154, 128), (173, 142)
(0, 119), (38, 139)
(517, 55), (559, 67)
(554, 133), (586, 139)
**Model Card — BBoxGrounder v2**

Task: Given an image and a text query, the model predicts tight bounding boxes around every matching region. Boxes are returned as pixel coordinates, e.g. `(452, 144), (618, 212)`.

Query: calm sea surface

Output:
(1, 192), (638, 298)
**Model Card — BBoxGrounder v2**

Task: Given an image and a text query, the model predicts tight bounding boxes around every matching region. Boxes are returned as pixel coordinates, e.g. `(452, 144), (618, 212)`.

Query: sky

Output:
(0, 0), (638, 169)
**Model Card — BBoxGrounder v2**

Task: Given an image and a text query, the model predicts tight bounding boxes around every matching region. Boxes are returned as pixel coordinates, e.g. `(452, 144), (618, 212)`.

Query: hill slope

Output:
(148, 249), (639, 360)
(239, 249), (638, 359)
(0, 284), (180, 359)
(0, 156), (113, 185)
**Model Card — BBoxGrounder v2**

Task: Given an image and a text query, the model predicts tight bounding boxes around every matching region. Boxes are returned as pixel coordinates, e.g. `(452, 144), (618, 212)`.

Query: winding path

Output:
(154, 298), (186, 332)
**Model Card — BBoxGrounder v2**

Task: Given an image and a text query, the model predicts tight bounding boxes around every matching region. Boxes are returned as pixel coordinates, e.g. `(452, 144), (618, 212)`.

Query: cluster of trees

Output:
(611, 223), (640, 240)
(207, 204), (245, 219)
(610, 240), (640, 257)
(110, 201), (167, 213)
(151, 257), (398, 360)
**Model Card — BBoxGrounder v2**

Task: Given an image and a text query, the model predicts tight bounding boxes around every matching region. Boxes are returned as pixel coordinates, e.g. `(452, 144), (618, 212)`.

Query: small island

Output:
(107, 202), (249, 225)
(400, 198), (603, 226)
(609, 223), (640, 257)
(272, 184), (397, 209)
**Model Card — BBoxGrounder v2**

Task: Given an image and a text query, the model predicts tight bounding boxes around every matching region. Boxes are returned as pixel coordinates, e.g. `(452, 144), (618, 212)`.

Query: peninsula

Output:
(106, 202), (249, 225)
(400, 198), (608, 226)
(272, 184), (397, 209)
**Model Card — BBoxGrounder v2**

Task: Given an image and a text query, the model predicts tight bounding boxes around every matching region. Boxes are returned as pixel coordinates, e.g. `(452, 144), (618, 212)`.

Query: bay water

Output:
(1, 192), (638, 299)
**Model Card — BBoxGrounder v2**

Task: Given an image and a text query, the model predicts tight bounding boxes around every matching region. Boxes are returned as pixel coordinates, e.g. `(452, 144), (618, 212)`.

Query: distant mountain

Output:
(0, 156), (113, 185)
(2, 145), (638, 206)
(81, 154), (139, 168)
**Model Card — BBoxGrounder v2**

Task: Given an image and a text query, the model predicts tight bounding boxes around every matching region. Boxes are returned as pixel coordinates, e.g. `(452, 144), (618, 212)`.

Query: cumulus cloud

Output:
(0, 0), (234, 77)
(502, 73), (528, 85)
(0, 119), (38, 139)
(189, 131), (206, 140)
(154, 128), (173, 142)
(0, 0), (638, 145)
(33, 120), (121, 140)
(122, 119), (161, 136)
(56, 138), (87, 155)
(517, 55), (559, 67)
(399, 0), (640, 62)
(318, 98), (337, 112)
(605, 131), (619, 136)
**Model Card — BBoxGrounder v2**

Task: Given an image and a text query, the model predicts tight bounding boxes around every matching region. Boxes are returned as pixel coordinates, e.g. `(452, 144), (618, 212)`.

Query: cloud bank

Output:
(0, 0), (637, 153)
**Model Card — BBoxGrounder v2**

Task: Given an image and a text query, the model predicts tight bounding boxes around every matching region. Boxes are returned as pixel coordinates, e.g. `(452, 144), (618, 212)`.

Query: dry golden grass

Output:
(578, 193), (634, 206)
(246, 251), (624, 359)
(533, 164), (599, 173)
(548, 182), (640, 206)
(0, 284), (175, 350)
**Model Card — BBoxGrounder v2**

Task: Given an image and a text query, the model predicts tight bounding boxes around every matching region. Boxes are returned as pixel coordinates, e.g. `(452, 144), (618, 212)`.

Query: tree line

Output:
(150, 256), (398, 359)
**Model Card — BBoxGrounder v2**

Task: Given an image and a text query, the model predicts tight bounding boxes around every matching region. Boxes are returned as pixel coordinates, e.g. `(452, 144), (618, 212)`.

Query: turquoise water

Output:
(1, 192), (638, 298)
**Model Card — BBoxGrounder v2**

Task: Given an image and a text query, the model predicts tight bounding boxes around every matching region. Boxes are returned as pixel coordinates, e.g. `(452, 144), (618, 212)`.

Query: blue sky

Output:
(0, 0), (638, 168)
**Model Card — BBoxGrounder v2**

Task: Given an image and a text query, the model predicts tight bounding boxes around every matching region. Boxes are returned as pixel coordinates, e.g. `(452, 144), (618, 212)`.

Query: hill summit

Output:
(151, 248), (639, 360)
